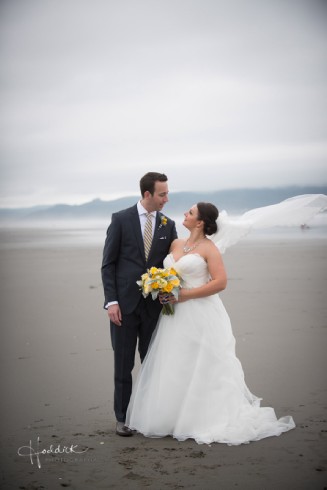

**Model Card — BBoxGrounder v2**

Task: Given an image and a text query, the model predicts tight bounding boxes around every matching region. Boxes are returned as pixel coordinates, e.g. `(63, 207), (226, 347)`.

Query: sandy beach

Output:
(0, 228), (326, 489)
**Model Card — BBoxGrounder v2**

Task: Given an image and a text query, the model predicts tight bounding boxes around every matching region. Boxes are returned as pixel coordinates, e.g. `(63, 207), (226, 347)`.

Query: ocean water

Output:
(0, 214), (326, 250)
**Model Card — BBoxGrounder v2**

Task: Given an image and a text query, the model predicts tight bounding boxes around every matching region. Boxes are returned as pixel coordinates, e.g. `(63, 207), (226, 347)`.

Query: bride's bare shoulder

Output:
(203, 237), (222, 256)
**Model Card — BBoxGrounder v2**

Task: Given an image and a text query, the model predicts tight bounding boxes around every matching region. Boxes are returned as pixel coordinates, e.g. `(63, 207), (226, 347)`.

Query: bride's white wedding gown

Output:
(126, 252), (295, 445)
(126, 195), (327, 444)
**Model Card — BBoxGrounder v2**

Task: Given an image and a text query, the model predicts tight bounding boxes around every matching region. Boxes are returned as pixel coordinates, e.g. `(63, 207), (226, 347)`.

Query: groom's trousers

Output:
(110, 299), (159, 423)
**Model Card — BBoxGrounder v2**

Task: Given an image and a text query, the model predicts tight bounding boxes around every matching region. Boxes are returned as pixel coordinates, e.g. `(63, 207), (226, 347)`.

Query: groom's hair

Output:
(140, 172), (168, 197)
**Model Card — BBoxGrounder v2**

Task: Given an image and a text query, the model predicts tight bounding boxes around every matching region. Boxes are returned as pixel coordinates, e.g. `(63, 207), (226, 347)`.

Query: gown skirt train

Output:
(126, 253), (295, 445)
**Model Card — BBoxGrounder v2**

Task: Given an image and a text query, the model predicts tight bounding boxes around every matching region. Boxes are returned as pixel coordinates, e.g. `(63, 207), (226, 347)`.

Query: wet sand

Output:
(0, 230), (326, 489)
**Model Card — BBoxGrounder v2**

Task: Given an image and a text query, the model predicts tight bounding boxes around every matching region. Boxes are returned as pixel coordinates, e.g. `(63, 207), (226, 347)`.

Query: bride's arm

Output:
(178, 243), (227, 302)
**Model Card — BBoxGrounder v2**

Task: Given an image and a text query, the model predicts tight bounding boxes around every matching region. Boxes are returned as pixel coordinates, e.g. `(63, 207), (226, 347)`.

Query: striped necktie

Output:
(143, 213), (153, 260)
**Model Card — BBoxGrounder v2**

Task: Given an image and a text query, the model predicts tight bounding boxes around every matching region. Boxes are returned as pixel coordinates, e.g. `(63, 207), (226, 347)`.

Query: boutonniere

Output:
(158, 215), (168, 229)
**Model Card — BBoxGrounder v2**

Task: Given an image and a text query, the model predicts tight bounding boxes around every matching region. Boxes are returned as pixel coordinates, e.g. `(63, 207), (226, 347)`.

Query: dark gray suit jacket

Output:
(101, 204), (178, 315)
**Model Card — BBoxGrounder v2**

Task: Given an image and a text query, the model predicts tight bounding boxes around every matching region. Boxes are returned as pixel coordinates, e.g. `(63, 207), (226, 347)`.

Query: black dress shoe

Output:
(116, 421), (133, 437)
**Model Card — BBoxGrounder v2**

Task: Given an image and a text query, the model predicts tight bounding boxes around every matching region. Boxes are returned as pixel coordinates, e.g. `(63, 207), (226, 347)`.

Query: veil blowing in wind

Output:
(209, 194), (327, 253)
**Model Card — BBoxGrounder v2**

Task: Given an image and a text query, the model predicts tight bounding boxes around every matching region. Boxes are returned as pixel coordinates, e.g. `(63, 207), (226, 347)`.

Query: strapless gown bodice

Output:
(164, 253), (210, 288)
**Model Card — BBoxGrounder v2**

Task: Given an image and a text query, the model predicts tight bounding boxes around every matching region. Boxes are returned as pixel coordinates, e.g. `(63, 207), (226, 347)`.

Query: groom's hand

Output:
(108, 304), (122, 326)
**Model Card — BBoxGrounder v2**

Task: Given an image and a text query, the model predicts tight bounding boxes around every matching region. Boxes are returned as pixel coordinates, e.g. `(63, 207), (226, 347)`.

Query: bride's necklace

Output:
(183, 237), (206, 254)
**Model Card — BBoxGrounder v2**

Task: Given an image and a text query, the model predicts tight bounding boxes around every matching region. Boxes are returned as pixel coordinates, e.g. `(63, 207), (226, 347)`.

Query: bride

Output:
(126, 195), (326, 445)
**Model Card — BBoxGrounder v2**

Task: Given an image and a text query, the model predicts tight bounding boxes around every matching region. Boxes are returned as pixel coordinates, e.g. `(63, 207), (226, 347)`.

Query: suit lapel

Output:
(153, 212), (161, 239)
(130, 205), (146, 260)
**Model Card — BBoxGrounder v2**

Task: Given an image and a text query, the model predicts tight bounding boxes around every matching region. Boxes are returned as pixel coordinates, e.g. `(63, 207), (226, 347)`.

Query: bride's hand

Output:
(159, 292), (177, 304)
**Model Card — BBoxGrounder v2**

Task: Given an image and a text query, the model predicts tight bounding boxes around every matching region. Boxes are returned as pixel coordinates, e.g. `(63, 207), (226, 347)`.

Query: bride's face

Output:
(183, 205), (200, 229)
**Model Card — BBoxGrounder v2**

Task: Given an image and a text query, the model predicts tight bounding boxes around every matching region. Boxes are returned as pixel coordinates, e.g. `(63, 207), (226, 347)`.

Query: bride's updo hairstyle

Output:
(197, 202), (219, 236)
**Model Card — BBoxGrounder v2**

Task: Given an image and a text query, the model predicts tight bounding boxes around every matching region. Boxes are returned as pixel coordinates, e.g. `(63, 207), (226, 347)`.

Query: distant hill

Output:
(1, 186), (326, 225)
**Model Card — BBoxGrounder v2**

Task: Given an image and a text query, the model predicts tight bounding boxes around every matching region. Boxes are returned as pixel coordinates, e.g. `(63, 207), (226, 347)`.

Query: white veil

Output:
(209, 194), (327, 254)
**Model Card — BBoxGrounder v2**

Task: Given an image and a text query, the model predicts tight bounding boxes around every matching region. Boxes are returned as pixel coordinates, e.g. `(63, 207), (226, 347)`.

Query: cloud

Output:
(0, 0), (326, 207)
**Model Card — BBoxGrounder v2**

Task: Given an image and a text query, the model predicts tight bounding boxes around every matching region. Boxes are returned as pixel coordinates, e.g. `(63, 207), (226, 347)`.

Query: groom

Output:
(101, 172), (178, 436)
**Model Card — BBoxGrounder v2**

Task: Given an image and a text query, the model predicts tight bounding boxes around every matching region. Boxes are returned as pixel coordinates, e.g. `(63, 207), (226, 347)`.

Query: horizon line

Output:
(1, 184), (327, 210)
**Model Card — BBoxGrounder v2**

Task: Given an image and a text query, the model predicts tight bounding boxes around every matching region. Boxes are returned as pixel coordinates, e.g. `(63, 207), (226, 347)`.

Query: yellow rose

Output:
(170, 278), (180, 287)
(163, 283), (174, 293)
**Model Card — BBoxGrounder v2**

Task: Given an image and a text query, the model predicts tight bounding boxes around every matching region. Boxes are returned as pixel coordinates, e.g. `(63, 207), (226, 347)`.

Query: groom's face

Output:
(147, 181), (169, 212)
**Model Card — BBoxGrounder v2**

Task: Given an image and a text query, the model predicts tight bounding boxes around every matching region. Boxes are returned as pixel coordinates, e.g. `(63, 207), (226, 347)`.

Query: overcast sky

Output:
(1, 0), (326, 208)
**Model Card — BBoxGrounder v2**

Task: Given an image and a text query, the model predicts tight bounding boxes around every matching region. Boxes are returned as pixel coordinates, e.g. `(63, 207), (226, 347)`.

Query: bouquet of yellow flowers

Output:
(137, 266), (181, 315)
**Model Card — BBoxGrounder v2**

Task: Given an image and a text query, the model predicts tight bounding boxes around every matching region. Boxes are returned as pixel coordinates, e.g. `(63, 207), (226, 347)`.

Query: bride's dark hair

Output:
(197, 202), (219, 236)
